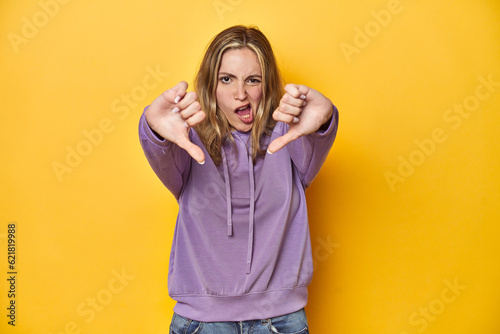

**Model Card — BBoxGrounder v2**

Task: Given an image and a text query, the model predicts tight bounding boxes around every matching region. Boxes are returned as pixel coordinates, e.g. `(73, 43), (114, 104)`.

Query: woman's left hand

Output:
(268, 84), (334, 154)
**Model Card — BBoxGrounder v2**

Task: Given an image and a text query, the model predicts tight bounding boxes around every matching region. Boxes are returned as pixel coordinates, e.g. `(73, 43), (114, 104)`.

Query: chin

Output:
(236, 124), (252, 132)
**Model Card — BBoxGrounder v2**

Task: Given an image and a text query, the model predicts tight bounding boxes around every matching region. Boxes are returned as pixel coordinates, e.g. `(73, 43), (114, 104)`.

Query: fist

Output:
(145, 81), (206, 164)
(268, 84), (333, 154)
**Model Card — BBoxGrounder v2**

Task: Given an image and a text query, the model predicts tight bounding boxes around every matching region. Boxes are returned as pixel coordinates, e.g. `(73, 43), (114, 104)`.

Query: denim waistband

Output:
(170, 308), (309, 334)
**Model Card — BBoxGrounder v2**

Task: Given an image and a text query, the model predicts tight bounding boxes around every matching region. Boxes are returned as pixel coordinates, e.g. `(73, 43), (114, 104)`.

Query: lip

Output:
(234, 103), (250, 112)
(234, 104), (253, 124)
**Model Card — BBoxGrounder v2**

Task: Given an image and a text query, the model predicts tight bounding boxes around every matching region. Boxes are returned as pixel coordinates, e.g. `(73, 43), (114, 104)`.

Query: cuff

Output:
(139, 107), (171, 148)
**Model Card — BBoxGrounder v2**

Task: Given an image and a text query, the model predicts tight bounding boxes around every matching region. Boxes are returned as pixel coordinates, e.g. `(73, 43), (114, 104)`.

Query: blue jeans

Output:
(169, 308), (309, 334)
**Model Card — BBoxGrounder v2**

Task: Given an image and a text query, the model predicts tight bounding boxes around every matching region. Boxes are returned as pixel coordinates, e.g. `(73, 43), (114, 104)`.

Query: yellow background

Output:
(1, 0), (499, 333)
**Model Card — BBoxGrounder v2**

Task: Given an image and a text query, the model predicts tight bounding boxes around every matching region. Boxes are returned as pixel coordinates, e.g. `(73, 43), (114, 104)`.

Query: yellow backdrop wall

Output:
(1, 0), (499, 333)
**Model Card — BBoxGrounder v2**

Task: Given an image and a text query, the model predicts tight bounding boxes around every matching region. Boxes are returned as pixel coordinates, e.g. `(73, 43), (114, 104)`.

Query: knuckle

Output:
(287, 84), (300, 96)
(192, 101), (201, 109)
(295, 128), (305, 137)
(180, 110), (191, 119)
(272, 111), (281, 121)
(282, 94), (293, 104)
(280, 104), (290, 113)
(161, 91), (171, 102)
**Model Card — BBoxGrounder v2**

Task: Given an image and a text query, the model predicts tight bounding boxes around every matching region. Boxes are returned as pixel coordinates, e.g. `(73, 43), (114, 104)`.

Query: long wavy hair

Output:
(194, 25), (284, 165)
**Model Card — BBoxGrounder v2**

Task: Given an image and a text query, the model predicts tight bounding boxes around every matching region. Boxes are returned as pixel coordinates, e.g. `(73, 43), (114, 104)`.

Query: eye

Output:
(248, 78), (261, 85)
(220, 76), (231, 84)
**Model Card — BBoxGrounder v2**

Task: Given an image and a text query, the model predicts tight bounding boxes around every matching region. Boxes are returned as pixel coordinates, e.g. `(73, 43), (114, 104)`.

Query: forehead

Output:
(219, 48), (261, 75)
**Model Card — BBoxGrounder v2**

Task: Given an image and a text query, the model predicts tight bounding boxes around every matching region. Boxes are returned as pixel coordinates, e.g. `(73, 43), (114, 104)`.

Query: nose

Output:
(234, 82), (247, 100)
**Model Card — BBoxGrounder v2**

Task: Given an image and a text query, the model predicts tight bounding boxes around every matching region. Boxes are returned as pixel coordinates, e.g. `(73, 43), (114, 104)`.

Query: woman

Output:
(139, 25), (339, 334)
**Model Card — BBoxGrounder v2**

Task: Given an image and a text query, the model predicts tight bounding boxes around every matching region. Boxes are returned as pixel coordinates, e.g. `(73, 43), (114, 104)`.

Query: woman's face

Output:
(216, 48), (263, 132)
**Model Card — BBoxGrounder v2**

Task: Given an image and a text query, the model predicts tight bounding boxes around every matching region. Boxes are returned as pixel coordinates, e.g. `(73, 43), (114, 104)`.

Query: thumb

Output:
(176, 136), (206, 165)
(267, 129), (300, 154)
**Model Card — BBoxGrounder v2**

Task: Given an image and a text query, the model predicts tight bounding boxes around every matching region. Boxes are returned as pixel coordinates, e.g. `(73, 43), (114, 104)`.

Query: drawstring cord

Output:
(221, 138), (255, 274)
(221, 147), (233, 236)
(246, 156), (255, 274)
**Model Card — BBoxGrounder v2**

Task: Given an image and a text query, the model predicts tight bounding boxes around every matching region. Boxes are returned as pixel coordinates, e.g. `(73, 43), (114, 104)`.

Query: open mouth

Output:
(235, 104), (253, 124)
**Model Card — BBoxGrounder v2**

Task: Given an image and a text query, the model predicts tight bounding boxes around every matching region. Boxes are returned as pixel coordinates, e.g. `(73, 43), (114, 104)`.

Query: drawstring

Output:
(246, 156), (255, 274)
(221, 137), (256, 274)
(221, 147), (233, 236)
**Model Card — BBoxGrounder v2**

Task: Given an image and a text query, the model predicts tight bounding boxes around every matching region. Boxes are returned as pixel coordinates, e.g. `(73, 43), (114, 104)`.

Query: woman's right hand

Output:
(145, 81), (206, 164)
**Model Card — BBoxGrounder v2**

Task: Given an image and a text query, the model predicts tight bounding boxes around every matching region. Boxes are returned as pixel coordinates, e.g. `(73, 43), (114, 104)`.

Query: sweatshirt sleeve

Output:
(138, 109), (191, 199)
(287, 104), (339, 188)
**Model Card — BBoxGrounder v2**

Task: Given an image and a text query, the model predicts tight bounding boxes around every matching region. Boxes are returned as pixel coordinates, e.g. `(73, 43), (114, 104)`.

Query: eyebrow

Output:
(218, 72), (262, 79)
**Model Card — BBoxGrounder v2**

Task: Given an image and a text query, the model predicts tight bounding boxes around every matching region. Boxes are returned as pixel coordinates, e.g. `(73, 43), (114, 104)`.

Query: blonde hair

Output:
(194, 25), (284, 165)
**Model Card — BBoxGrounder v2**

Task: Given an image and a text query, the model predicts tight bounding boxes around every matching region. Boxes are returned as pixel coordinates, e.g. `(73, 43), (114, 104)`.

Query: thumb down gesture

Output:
(267, 84), (334, 154)
(145, 81), (206, 164)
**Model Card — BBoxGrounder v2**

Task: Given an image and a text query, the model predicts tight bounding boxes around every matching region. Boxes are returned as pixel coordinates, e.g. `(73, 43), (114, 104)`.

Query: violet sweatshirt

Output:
(138, 105), (339, 322)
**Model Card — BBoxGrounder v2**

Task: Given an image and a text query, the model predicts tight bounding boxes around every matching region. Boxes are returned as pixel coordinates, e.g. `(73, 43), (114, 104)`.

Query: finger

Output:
(281, 92), (307, 108)
(172, 81), (189, 103)
(176, 91), (198, 110)
(176, 136), (206, 165)
(267, 130), (301, 154)
(179, 100), (202, 119)
(277, 101), (303, 116)
(184, 110), (206, 127)
(159, 81), (188, 106)
(273, 109), (300, 124)
(284, 83), (309, 100)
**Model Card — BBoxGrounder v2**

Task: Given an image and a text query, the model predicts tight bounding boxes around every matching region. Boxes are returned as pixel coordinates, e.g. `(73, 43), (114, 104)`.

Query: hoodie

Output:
(138, 105), (339, 322)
